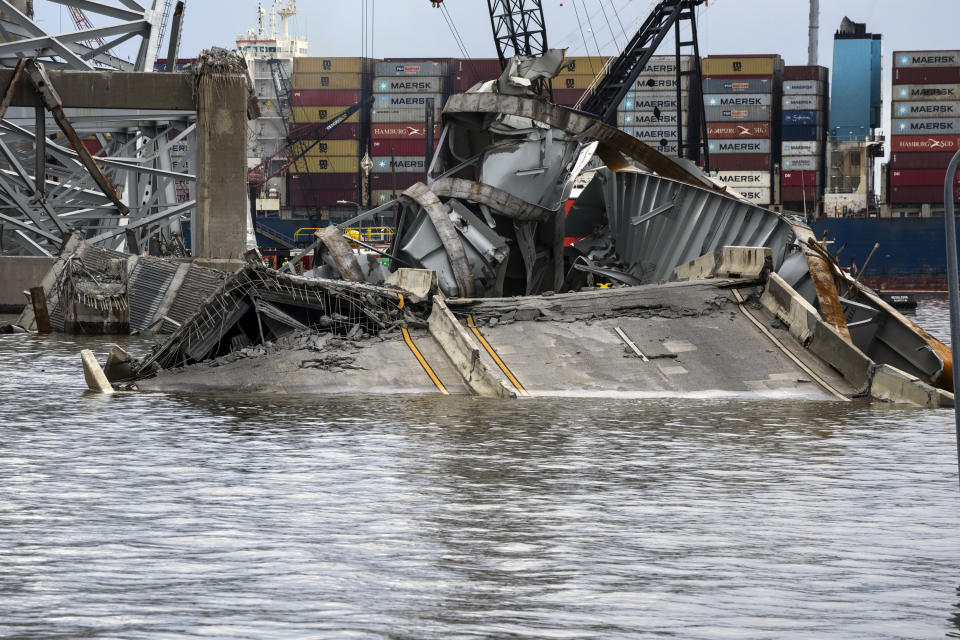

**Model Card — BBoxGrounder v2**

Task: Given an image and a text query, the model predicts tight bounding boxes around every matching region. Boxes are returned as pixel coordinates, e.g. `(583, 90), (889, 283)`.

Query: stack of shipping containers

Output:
(370, 59), (449, 206)
(287, 57), (370, 212)
(452, 58), (503, 93)
(551, 56), (608, 108)
(889, 50), (960, 213)
(618, 55), (692, 157)
(702, 55), (783, 207)
(780, 66), (828, 213)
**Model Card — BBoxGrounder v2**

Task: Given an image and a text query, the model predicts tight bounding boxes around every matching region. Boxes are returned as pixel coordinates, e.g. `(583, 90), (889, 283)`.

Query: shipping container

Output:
(713, 170), (772, 188)
(288, 173), (360, 190)
(293, 57), (370, 74)
(889, 168), (960, 187)
(632, 75), (690, 91)
(889, 185), (959, 204)
(291, 106), (364, 124)
(783, 66), (829, 82)
(892, 118), (960, 135)
(894, 101), (960, 118)
(372, 189), (400, 205)
(550, 74), (603, 91)
(371, 123), (440, 139)
(291, 90), (365, 107)
(782, 80), (825, 95)
(293, 156), (361, 173)
(370, 138), (437, 157)
(782, 125), (823, 141)
(294, 140), (361, 157)
(374, 61), (448, 77)
(705, 93), (772, 107)
(371, 156), (428, 173)
(701, 77), (774, 94)
(557, 57), (610, 76)
(708, 154), (772, 171)
(618, 111), (687, 126)
(453, 58), (502, 91)
(373, 76), (446, 94)
(894, 67), (960, 85)
(781, 170), (819, 186)
(781, 156), (822, 171)
(731, 187), (772, 204)
(889, 134), (960, 152)
(371, 172), (425, 189)
(371, 107), (442, 123)
(637, 55), (694, 76)
(292, 73), (366, 91)
(708, 139), (772, 154)
(552, 88), (589, 105)
(373, 93), (445, 109)
(889, 151), (958, 169)
(621, 93), (688, 111)
(894, 84), (960, 101)
(288, 188), (362, 208)
(782, 95), (825, 110)
(780, 185), (820, 202)
(705, 122), (771, 138)
(893, 51), (960, 68)
(702, 55), (781, 77)
(622, 124), (681, 141)
(289, 122), (360, 141)
(704, 105), (773, 121)
(782, 110), (823, 126)
(782, 141), (822, 157)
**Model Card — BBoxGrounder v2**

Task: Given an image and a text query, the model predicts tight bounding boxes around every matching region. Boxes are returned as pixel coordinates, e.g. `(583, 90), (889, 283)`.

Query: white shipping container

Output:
(892, 118), (960, 134)
(616, 110), (688, 126)
(623, 124), (681, 141)
(894, 50), (960, 68)
(633, 75), (689, 91)
(782, 156), (822, 171)
(637, 55), (694, 76)
(782, 95), (825, 110)
(706, 94), (772, 107)
(732, 187), (771, 205)
(372, 155), (427, 173)
(621, 93), (689, 111)
(781, 140), (822, 156)
(708, 139), (772, 154)
(783, 80), (825, 95)
(894, 84), (960, 101)
(713, 171), (771, 189)
(894, 101), (960, 118)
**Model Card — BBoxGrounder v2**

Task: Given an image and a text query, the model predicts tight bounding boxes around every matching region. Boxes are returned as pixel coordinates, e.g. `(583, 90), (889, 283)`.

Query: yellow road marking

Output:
(467, 316), (529, 396)
(401, 326), (448, 395)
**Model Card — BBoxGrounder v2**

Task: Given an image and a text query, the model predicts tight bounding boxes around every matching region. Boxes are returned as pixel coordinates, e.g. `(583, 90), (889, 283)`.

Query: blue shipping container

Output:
(783, 110), (822, 126)
(781, 125), (822, 141)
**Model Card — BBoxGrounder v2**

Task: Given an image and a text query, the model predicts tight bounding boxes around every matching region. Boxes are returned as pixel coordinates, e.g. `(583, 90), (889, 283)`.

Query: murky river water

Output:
(1, 299), (958, 638)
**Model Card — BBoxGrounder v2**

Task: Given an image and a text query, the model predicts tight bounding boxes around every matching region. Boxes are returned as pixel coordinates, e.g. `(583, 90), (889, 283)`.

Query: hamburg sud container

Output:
(617, 56), (692, 157)
(703, 54), (783, 205)
(287, 57), (372, 208)
(779, 65), (828, 208)
(890, 50), (960, 205)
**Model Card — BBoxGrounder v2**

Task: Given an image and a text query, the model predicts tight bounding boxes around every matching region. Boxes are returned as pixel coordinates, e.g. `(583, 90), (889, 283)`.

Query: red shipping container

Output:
(288, 172), (359, 190)
(781, 185), (820, 202)
(893, 67), (960, 85)
(708, 154), (771, 171)
(889, 185), (960, 204)
(454, 58), (502, 91)
(781, 170), (819, 186)
(702, 75), (776, 81)
(371, 138), (438, 156)
(889, 168), (960, 186)
(289, 122), (360, 141)
(287, 189), (361, 208)
(784, 65), (829, 82)
(890, 135), (960, 153)
(706, 122), (771, 139)
(291, 90), (365, 107)
(890, 151), (958, 169)
(370, 123), (440, 139)
(371, 172), (425, 190)
(552, 88), (588, 106)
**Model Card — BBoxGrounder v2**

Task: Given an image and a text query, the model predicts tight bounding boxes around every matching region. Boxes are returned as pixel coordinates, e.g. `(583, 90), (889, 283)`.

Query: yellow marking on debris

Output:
(401, 326), (448, 395)
(467, 315), (529, 396)
(397, 292), (405, 310)
(731, 288), (849, 402)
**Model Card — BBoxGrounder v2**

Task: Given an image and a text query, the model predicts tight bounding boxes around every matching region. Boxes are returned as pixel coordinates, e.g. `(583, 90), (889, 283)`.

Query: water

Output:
(1, 299), (958, 639)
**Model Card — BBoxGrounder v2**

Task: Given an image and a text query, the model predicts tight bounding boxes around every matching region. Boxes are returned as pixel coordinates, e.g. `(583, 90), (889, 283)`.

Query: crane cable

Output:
(439, 3), (480, 81)
(570, 0), (598, 76)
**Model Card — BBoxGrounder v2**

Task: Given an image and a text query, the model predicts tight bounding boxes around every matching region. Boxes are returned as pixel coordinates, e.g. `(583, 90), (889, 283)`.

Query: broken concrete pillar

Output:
(29, 286), (50, 333)
(81, 350), (114, 394)
(193, 49), (250, 265)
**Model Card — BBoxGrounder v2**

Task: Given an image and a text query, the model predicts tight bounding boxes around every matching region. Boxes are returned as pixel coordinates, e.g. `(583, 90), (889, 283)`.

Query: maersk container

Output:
(894, 84), (960, 101)
(783, 80), (825, 95)
(781, 125), (822, 141)
(732, 187), (771, 205)
(782, 156), (821, 171)
(889, 151), (957, 169)
(782, 140), (822, 156)
(621, 124), (680, 141)
(293, 57), (370, 74)
(292, 106), (363, 124)
(373, 77), (446, 94)
(373, 93), (444, 109)
(292, 90), (365, 107)
(713, 171), (771, 188)
(894, 67), (960, 85)
(375, 61), (448, 77)
(782, 110), (822, 126)
(894, 101), (960, 118)
(708, 154), (771, 171)
(373, 189), (399, 205)
(892, 118), (960, 135)
(705, 94), (771, 108)
(782, 95), (824, 110)
(371, 123), (440, 139)
(372, 156), (428, 173)
(632, 75), (689, 91)
(889, 168), (960, 187)
(370, 138), (437, 157)
(890, 134), (960, 152)
(894, 50), (960, 68)
(706, 122), (771, 138)
(708, 139), (771, 154)
(638, 55), (694, 76)
(292, 73), (366, 90)
(371, 107), (442, 124)
(783, 65), (829, 82)
(704, 105), (772, 122)
(618, 111), (687, 126)
(781, 186), (820, 202)
(702, 77), (773, 94)
(702, 55), (780, 77)
(621, 93), (688, 111)
(781, 170), (819, 186)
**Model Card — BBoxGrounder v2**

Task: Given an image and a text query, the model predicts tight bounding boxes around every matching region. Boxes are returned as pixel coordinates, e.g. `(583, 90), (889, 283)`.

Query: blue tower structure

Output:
(829, 17), (882, 141)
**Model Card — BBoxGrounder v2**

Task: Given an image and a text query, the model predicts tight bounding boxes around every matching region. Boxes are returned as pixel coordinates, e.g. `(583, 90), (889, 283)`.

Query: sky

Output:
(31, 0), (960, 141)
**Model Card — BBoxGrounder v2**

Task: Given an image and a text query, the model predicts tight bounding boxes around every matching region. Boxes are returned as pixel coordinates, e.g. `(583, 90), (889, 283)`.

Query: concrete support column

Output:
(193, 53), (249, 263)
